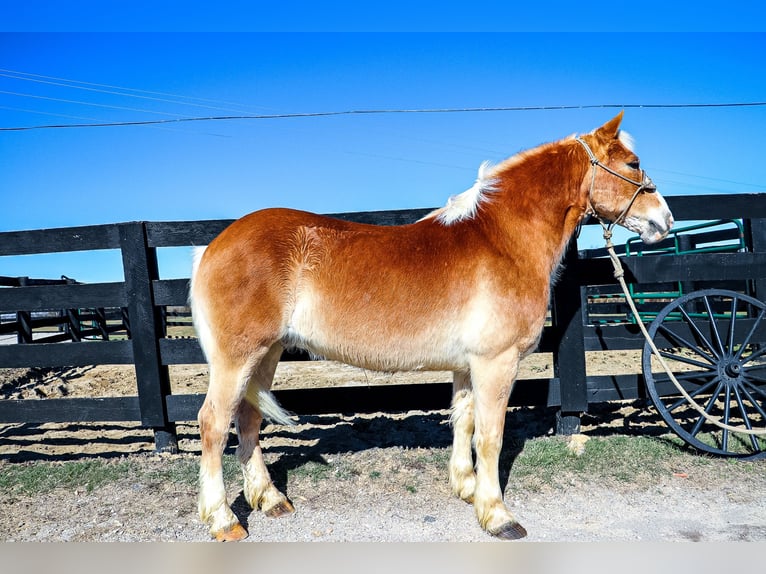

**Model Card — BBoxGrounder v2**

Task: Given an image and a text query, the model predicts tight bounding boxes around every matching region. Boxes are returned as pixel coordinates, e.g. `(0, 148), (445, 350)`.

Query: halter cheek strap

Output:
(574, 136), (657, 234)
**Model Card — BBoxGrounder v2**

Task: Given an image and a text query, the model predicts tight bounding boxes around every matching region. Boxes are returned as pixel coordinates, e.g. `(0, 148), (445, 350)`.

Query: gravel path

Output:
(2, 408), (765, 542)
(4, 451), (764, 543)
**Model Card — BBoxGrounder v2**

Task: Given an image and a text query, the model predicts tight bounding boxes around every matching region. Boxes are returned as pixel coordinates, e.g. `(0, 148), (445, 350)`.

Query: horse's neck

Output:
(486, 148), (587, 276)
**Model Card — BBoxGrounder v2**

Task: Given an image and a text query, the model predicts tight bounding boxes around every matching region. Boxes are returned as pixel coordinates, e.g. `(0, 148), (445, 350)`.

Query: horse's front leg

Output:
(470, 348), (527, 540)
(449, 370), (476, 503)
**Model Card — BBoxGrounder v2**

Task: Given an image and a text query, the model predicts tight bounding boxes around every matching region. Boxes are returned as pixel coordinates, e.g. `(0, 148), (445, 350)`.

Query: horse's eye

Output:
(627, 161), (640, 170)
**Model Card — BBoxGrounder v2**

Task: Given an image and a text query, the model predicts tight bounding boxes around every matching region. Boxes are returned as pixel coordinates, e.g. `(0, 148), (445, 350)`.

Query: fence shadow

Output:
(0, 405), (558, 461)
(0, 401), (674, 466)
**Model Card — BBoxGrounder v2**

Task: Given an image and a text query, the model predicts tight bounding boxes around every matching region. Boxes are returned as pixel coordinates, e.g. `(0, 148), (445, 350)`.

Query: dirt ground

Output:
(1, 353), (765, 542)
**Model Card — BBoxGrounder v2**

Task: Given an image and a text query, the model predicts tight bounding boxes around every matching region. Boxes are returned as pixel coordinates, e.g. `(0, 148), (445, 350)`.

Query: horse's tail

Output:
(190, 246), (215, 364)
(245, 386), (296, 427)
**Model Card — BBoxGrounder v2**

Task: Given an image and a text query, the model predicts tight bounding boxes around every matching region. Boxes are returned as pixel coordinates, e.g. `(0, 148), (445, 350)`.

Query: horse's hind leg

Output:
(449, 370), (476, 503)
(197, 355), (251, 541)
(235, 343), (294, 518)
(470, 348), (527, 540)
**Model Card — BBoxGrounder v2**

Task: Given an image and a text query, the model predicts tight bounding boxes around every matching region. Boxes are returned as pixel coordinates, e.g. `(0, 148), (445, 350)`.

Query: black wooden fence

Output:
(1, 193), (765, 451)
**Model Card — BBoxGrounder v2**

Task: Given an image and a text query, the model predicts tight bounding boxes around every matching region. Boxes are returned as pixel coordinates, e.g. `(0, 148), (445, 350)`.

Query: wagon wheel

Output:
(641, 288), (766, 459)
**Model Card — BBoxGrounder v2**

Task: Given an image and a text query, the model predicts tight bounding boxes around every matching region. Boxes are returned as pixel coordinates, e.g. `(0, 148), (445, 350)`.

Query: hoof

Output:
(264, 499), (295, 518)
(490, 521), (528, 540)
(212, 523), (249, 542)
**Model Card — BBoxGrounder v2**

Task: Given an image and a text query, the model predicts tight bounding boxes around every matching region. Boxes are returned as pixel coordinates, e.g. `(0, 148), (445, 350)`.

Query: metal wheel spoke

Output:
(658, 350), (716, 371)
(665, 376), (720, 413)
(658, 323), (717, 365)
(730, 386), (763, 452)
(702, 295), (726, 357)
(742, 377), (766, 401)
(655, 369), (717, 384)
(743, 362), (766, 380)
(726, 296), (739, 355)
(689, 380), (725, 437)
(721, 386), (732, 451)
(731, 386), (752, 428)
(738, 383), (766, 420)
(743, 372), (766, 386)
(741, 345), (766, 366)
(679, 304), (721, 361)
(734, 308), (766, 361)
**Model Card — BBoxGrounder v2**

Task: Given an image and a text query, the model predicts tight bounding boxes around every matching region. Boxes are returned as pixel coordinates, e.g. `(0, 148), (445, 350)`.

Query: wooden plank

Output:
(144, 208), (434, 250)
(326, 208), (433, 226)
(0, 224), (122, 256)
(586, 374), (645, 402)
(0, 396), (141, 423)
(160, 338), (343, 366)
(664, 193), (766, 220)
(577, 252), (766, 285)
(160, 337), (206, 365)
(584, 314), (766, 352)
(165, 377), (561, 421)
(0, 376), (639, 425)
(635, 252), (766, 283)
(4, 196), (765, 257)
(145, 219), (234, 248)
(152, 279), (190, 307)
(127, 196), (766, 253)
(0, 340), (134, 368)
(578, 194), (766, 227)
(0, 282), (126, 313)
(649, 316), (766, 349)
(584, 324), (645, 351)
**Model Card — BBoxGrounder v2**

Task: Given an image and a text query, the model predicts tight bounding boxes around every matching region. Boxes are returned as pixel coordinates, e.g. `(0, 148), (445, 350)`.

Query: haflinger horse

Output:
(190, 112), (673, 541)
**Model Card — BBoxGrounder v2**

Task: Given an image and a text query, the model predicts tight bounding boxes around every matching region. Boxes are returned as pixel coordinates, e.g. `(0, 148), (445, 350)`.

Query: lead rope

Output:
(598, 217), (766, 437)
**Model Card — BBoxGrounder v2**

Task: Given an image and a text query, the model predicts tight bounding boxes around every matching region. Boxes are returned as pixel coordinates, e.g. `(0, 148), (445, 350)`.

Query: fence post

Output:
(551, 238), (588, 434)
(15, 277), (32, 343)
(119, 222), (178, 453)
(745, 218), (766, 301)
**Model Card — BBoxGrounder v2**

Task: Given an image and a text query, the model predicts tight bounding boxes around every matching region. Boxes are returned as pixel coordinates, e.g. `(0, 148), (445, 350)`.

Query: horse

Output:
(190, 112), (673, 541)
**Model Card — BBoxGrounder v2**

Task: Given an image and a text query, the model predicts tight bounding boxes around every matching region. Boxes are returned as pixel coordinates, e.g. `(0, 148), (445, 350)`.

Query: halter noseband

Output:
(575, 136), (657, 234)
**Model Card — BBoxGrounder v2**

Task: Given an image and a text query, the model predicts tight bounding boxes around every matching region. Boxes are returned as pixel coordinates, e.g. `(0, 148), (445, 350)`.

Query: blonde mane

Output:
(423, 161), (498, 225)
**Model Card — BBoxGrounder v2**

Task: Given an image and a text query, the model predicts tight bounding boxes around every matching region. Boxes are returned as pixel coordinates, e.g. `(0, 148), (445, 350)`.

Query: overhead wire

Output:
(0, 89), (189, 118)
(0, 68), (274, 114)
(3, 101), (766, 132)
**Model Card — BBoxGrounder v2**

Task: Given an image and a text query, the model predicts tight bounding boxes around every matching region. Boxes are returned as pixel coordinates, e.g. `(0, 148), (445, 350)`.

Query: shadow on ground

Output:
(0, 400), (674, 466)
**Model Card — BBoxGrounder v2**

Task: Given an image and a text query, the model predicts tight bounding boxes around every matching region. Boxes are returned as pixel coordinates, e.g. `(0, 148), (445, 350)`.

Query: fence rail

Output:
(1, 193), (765, 451)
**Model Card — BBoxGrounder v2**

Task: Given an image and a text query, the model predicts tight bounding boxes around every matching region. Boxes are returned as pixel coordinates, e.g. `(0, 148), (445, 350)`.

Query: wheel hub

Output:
(720, 358), (744, 384)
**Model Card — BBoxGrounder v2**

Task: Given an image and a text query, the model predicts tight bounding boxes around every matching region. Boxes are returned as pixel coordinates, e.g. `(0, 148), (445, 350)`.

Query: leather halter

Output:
(575, 136), (657, 233)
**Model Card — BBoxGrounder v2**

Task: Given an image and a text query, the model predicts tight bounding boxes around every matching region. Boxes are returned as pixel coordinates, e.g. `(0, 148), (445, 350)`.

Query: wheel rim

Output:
(642, 289), (766, 459)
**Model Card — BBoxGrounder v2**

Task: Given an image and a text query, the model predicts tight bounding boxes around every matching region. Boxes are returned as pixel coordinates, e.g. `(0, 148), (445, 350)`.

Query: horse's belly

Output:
(282, 288), (545, 373)
(283, 290), (468, 372)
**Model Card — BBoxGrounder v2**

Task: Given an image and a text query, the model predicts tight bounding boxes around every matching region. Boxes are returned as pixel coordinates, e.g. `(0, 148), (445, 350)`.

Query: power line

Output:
(0, 89), (188, 118)
(651, 167), (766, 191)
(2, 101), (766, 132)
(0, 68), (264, 114)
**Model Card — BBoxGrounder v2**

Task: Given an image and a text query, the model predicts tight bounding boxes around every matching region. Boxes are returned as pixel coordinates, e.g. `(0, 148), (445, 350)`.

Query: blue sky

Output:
(1, 32), (766, 282)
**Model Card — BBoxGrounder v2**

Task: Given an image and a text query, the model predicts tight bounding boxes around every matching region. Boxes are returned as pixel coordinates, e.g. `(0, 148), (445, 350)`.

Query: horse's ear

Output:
(594, 111), (624, 140)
